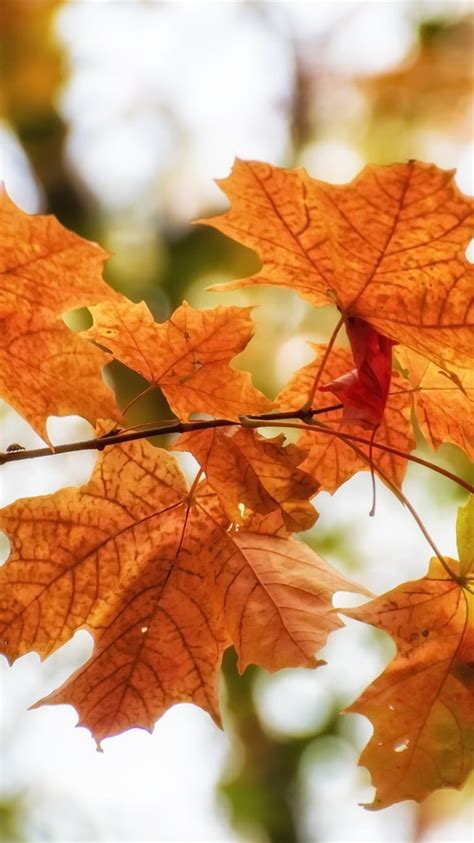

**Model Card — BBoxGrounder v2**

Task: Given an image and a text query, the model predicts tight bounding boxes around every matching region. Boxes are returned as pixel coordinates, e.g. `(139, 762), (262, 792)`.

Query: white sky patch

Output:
(0, 406), (97, 505)
(56, 1), (293, 215)
(454, 143), (474, 194)
(313, 3), (415, 75)
(254, 669), (335, 737)
(300, 140), (364, 184)
(0, 125), (43, 212)
(274, 336), (318, 386)
(1, 641), (237, 842)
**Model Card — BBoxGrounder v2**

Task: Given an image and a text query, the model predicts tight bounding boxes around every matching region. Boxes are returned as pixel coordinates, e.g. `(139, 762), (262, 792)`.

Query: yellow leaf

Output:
(457, 496), (474, 577)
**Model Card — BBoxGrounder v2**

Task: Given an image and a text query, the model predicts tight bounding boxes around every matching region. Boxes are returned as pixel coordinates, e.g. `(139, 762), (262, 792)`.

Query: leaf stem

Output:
(258, 420), (465, 584)
(368, 426), (378, 518)
(276, 423), (463, 583)
(120, 383), (157, 416)
(302, 313), (346, 411)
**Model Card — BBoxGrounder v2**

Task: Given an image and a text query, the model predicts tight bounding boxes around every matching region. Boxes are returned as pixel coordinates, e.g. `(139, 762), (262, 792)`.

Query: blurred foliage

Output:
(413, 773), (474, 841)
(359, 13), (474, 161)
(0, 795), (25, 843)
(0, 0), (86, 228)
(220, 649), (339, 843)
(1, 2), (473, 841)
(0, 0), (63, 126)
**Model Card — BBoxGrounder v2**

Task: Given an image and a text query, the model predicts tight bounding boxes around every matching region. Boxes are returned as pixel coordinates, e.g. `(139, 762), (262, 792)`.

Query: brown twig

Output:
(1, 408), (472, 499)
(244, 419), (474, 496)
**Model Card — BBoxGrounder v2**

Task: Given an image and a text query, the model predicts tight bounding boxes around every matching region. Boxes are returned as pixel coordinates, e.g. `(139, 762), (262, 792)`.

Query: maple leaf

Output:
(0, 188), (120, 439)
(203, 159), (474, 370)
(82, 297), (272, 420)
(0, 429), (364, 744)
(457, 496), (473, 578)
(215, 523), (369, 675)
(174, 426), (319, 532)
(320, 317), (396, 429)
(396, 347), (474, 460)
(241, 507), (290, 538)
(34, 482), (233, 744)
(0, 431), (189, 662)
(276, 344), (414, 493)
(344, 553), (474, 808)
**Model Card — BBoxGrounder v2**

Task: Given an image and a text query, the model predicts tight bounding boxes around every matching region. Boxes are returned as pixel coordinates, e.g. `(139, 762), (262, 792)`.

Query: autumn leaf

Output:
(201, 160), (334, 307)
(174, 426), (319, 531)
(83, 297), (272, 420)
(320, 318), (396, 429)
(34, 482), (233, 744)
(396, 347), (474, 460)
(0, 439), (229, 743)
(457, 496), (474, 578)
(0, 428), (364, 744)
(277, 344), (414, 493)
(203, 159), (474, 370)
(215, 523), (369, 674)
(2, 151), (472, 808)
(0, 429), (189, 662)
(241, 507), (290, 538)
(0, 188), (120, 439)
(344, 556), (474, 809)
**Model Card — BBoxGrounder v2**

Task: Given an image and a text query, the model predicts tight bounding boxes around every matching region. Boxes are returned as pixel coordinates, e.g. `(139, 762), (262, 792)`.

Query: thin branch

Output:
(249, 403), (343, 421)
(1, 408), (472, 497)
(0, 418), (235, 464)
(246, 420), (474, 495)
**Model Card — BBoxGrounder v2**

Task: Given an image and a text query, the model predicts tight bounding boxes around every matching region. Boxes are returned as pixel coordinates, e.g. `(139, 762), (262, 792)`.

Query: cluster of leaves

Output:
(0, 159), (473, 810)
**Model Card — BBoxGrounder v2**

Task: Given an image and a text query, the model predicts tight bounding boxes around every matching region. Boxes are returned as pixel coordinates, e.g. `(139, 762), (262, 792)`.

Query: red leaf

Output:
(320, 318), (396, 428)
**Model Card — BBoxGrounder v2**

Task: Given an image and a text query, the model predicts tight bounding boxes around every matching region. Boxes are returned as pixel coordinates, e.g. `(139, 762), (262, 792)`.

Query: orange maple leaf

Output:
(0, 429), (364, 745)
(174, 426), (319, 532)
(215, 522), (369, 675)
(203, 159), (474, 370)
(277, 344), (415, 493)
(82, 297), (272, 420)
(0, 188), (120, 439)
(396, 347), (474, 460)
(344, 558), (474, 808)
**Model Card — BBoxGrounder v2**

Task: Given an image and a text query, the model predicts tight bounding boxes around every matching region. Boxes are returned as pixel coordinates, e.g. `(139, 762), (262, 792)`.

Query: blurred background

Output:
(0, 1), (473, 841)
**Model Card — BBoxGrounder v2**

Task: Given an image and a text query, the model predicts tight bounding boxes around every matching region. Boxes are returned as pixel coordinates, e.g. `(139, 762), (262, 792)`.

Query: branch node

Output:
(239, 415), (261, 429)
